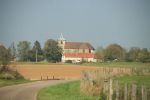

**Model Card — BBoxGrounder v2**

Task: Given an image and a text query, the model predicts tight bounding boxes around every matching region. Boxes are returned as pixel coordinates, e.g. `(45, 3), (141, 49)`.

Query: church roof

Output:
(65, 42), (95, 50)
(64, 53), (95, 58)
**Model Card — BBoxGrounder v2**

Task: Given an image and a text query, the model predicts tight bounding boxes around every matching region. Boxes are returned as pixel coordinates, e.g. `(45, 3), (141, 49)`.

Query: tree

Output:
(28, 40), (44, 62)
(95, 47), (104, 62)
(8, 42), (16, 61)
(104, 44), (126, 61)
(126, 47), (141, 62)
(28, 49), (35, 62)
(17, 41), (31, 61)
(138, 48), (150, 62)
(0, 45), (11, 69)
(44, 39), (62, 62)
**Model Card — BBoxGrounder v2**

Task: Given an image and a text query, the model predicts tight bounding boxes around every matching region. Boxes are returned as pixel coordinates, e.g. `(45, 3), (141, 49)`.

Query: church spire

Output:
(59, 33), (65, 40)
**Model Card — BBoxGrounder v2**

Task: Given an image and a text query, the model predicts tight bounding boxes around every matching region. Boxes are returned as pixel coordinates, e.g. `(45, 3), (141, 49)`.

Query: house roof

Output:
(65, 42), (95, 50)
(64, 53), (95, 58)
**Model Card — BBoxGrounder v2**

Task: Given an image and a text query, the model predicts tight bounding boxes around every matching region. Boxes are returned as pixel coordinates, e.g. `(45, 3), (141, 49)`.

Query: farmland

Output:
(14, 62), (150, 80)
(15, 63), (99, 80)
(2, 62), (149, 100)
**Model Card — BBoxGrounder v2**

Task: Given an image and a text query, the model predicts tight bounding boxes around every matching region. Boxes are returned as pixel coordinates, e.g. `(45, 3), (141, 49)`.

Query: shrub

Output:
(0, 45), (24, 80)
(0, 67), (24, 80)
(99, 92), (107, 100)
(0, 72), (15, 80)
(65, 60), (72, 63)
(141, 57), (150, 63)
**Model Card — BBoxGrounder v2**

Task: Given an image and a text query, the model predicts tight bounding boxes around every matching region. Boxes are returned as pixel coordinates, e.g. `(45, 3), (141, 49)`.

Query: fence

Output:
(105, 79), (149, 100)
(80, 68), (150, 100)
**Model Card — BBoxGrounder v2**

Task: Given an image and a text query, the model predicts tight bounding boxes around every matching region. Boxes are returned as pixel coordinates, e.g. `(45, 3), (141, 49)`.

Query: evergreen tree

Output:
(29, 40), (44, 62)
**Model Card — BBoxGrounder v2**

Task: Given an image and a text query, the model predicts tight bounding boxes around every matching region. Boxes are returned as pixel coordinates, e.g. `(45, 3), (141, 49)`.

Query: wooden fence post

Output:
(131, 84), (137, 100)
(109, 79), (113, 100)
(115, 81), (119, 100)
(142, 85), (147, 100)
(124, 83), (128, 100)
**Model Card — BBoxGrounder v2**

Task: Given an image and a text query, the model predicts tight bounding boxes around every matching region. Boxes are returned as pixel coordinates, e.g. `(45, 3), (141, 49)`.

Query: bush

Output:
(65, 60), (72, 63)
(80, 59), (87, 64)
(0, 72), (15, 80)
(99, 92), (107, 100)
(0, 45), (24, 80)
(0, 67), (24, 80)
(141, 57), (150, 63)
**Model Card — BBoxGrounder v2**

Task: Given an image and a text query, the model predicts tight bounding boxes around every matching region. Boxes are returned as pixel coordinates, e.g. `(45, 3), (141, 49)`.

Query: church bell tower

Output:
(58, 33), (65, 62)
(58, 33), (65, 50)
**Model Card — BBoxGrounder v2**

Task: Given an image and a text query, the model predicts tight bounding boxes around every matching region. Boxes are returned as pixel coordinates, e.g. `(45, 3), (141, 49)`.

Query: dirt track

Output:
(0, 80), (70, 100)
(15, 64), (99, 80)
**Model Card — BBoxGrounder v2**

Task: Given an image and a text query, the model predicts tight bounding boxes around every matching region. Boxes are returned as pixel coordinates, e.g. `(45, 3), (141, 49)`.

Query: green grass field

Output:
(0, 79), (31, 87)
(13, 61), (150, 69)
(114, 75), (150, 93)
(82, 62), (150, 68)
(37, 75), (150, 100)
(114, 75), (150, 87)
(37, 81), (100, 100)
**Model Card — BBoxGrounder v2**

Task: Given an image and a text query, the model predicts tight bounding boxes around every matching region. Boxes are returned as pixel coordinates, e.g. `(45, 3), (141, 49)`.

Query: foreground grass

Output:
(38, 75), (150, 100)
(0, 79), (31, 87)
(115, 75), (150, 91)
(82, 62), (150, 68)
(115, 75), (150, 86)
(115, 75), (150, 98)
(37, 81), (100, 100)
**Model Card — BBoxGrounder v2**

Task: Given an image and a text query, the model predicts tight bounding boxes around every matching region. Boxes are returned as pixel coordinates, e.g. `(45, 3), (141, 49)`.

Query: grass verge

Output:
(114, 75), (150, 98)
(37, 75), (150, 100)
(114, 75), (150, 92)
(37, 81), (100, 100)
(0, 79), (31, 87)
(115, 75), (150, 87)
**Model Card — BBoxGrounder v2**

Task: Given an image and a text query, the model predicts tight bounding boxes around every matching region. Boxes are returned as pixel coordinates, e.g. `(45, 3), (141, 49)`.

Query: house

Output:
(58, 33), (97, 63)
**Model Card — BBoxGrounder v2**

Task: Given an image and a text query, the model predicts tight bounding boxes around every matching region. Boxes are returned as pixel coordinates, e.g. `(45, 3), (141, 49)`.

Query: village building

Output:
(58, 34), (97, 63)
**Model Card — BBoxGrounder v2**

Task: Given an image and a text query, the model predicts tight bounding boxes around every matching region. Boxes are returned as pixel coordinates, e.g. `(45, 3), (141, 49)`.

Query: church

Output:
(58, 34), (97, 63)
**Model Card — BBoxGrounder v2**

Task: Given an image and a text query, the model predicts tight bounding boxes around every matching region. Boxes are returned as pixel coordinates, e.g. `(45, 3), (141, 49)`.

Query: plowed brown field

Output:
(15, 64), (99, 80)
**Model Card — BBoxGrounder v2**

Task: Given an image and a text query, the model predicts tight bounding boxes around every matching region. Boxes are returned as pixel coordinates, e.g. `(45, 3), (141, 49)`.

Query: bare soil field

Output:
(15, 64), (99, 80)
(14, 63), (134, 80)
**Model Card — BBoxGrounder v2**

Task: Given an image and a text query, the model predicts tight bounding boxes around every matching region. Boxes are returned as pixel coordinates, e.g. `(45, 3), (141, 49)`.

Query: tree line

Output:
(7, 39), (62, 63)
(1, 40), (150, 63)
(95, 44), (150, 63)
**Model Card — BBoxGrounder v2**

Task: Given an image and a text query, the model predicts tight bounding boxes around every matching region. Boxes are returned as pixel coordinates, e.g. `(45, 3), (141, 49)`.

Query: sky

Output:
(0, 0), (150, 50)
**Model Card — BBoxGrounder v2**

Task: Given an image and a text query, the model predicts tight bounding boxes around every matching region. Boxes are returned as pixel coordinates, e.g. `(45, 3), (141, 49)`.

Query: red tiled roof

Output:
(65, 42), (95, 50)
(64, 53), (95, 58)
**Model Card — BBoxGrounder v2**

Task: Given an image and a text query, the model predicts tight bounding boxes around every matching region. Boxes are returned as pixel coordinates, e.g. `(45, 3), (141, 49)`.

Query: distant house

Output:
(58, 34), (96, 63)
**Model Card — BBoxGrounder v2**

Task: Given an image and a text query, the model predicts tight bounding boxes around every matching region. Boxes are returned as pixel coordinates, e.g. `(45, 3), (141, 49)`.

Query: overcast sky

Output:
(0, 0), (150, 50)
